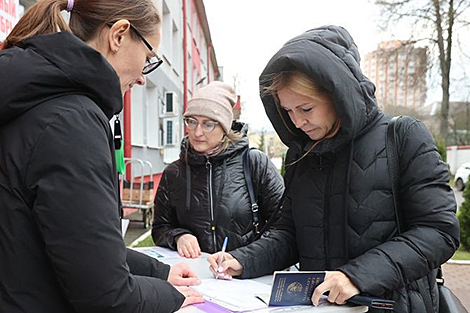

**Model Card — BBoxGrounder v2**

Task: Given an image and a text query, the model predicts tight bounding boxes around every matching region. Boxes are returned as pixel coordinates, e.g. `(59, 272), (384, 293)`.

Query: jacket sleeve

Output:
(27, 107), (184, 313)
(230, 166), (298, 278)
(339, 118), (460, 296)
(249, 149), (285, 223)
(126, 248), (170, 278)
(152, 166), (193, 250)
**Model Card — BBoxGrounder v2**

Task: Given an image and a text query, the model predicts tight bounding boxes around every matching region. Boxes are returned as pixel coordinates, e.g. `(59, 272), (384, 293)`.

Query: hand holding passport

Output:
(268, 271), (395, 310)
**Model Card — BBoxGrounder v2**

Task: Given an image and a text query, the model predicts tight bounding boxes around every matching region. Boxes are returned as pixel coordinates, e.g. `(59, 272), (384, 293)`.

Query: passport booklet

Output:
(268, 271), (325, 306)
(267, 270), (395, 310)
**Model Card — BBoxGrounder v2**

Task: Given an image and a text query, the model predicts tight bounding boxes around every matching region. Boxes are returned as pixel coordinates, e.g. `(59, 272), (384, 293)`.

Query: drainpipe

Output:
(207, 43), (211, 83)
(183, 0), (188, 123)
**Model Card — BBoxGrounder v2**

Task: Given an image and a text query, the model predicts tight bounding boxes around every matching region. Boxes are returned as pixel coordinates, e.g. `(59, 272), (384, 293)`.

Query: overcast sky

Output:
(203, 0), (469, 131)
(203, 0), (393, 131)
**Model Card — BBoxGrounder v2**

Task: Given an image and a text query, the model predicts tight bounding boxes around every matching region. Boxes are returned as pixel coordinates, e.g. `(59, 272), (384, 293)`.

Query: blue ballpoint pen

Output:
(215, 236), (229, 279)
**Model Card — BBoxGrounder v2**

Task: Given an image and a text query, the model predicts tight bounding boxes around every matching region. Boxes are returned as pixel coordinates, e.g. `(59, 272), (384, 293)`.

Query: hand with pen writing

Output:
(311, 271), (360, 306)
(207, 251), (243, 280)
(176, 234), (201, 258)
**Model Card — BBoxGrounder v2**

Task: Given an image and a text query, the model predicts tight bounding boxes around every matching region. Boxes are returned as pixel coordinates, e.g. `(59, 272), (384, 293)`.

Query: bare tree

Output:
(375, 0), (470, 146)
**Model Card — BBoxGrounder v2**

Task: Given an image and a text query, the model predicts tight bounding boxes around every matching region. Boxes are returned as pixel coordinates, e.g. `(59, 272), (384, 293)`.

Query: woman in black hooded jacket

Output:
(152, 81), (284, 257)
(0, 0), (203, 312)
(208, 25), (460, 312)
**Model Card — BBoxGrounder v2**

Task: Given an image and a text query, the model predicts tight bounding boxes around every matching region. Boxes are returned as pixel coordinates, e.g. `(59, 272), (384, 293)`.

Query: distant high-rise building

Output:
(363, 40), (428, 110)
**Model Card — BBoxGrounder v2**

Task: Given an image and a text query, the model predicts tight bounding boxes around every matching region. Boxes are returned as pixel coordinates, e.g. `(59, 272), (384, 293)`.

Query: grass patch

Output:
(133, 234), (155, 248)
(452, 247), (470, 261)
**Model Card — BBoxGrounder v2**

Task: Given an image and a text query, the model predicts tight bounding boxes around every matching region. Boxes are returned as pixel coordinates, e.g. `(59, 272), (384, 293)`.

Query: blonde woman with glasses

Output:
(152, 81), (284, 258)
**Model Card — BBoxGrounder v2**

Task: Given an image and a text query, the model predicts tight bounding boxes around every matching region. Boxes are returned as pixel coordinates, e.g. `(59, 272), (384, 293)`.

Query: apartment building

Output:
(362, 40), (428, 110)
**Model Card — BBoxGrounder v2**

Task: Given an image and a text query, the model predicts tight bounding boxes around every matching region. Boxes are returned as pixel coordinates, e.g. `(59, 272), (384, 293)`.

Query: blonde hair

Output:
(2, 0), (160, 49)
(262, 70), (341, 165)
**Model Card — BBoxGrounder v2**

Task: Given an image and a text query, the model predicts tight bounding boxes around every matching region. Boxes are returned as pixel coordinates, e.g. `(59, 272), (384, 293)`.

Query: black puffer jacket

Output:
(230, 25), (460, 312)
(0, 32), (184, 313)
(152, 122), (284, 253)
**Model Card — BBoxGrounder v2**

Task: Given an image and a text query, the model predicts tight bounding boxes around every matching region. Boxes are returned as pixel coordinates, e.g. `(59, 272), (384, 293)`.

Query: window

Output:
(164, 91), (178, 115)
(166, 92), (174, 113)
(166, 120), (173, 145)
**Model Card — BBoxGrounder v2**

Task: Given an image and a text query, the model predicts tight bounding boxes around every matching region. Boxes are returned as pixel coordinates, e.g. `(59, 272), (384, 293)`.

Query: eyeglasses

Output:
(107, 22), (163, 75)
(184, 117), (219, 132)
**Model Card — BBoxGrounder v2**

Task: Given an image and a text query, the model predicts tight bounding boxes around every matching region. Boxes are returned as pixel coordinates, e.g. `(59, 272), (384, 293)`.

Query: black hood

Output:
(0, 31), (122, 127)
(259, 25), (379, 155)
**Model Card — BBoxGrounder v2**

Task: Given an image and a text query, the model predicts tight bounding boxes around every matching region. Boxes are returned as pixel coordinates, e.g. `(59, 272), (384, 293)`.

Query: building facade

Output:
(362, 40), (428, 110)
(124, 0), (221, 174)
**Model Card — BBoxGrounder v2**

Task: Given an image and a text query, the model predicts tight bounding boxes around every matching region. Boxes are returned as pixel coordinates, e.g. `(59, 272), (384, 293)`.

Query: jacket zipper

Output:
(206, 158), (217, 251)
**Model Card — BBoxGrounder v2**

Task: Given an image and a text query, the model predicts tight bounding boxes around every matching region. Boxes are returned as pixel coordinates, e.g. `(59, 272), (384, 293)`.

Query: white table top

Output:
(132, 247), (368, 313)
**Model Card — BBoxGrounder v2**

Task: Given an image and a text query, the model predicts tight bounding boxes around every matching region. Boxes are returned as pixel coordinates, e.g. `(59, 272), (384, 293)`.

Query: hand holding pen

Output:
(207, 237), (244, 279)
(215, 237), (228, 280)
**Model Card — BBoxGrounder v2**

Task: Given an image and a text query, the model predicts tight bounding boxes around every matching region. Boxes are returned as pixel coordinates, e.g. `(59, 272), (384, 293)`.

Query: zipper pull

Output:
(114, 115), (122, 150)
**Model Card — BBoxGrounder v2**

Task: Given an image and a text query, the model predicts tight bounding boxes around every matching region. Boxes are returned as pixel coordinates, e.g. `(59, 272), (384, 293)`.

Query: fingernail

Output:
(196, 279), (202, 285)
(218, 266), (224, 272)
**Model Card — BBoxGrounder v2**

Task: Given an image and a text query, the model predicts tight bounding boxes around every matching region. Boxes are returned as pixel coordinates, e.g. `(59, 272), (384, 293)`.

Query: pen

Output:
(215, 236), (228, 280)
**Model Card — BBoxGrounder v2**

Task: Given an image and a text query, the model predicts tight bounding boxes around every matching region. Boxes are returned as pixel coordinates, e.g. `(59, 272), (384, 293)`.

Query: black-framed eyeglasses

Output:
(107, 22), (163, 75)
(184, 117), (219, 133)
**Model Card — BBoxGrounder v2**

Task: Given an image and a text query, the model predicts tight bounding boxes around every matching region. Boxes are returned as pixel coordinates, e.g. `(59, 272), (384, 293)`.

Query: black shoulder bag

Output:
(387, 116), (467, 313)
(243, 148), (261, 235)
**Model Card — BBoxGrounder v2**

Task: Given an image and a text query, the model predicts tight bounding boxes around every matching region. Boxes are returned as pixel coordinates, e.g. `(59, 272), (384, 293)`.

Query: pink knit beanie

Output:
(184, 81), (236, 134)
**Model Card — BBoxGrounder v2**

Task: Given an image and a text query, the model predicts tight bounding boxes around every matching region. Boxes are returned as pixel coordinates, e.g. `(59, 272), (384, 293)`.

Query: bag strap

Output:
(386, 116), (434, 313)
(251, 158), (297, 242)
(386, 116), (404, 234)
(243, 148), (260, 234)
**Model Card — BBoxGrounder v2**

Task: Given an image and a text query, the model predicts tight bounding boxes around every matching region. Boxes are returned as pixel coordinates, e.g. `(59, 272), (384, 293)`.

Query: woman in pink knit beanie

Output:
(152, 81), (285, 258)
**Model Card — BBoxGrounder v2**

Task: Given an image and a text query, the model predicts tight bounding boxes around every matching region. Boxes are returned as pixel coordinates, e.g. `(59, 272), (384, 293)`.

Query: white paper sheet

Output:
(121, 219), (130, 238)
(192, 278), (271, 312)
(132, 246), (181, 258)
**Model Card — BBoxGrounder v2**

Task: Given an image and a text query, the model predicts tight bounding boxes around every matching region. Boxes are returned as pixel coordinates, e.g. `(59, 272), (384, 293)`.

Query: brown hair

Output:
(2, 0), (160, 49)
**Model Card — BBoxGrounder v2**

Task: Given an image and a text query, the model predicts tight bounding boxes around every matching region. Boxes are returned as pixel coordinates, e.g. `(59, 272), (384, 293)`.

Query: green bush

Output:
(458, 175), (470, 251)
(434, 136), (447, 162)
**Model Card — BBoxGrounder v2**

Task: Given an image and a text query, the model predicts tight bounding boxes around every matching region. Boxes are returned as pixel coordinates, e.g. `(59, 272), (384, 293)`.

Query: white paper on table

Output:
(192, 278), (271, 312)
(121, 219), (130, 238)
(132, 246), (181, 259)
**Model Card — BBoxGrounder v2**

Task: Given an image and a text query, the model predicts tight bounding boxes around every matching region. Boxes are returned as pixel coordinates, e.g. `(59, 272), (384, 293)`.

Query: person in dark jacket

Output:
(0, 0), (204, 312)
(152, 81), (284, 258)
(208, 25), (460, 312)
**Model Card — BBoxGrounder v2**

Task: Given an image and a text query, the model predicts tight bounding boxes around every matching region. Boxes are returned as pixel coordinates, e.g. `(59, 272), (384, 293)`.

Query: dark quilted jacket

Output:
(0, 32), (184, 313)
(230, 25), (460, 313)
(152, 122), (285, 253)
